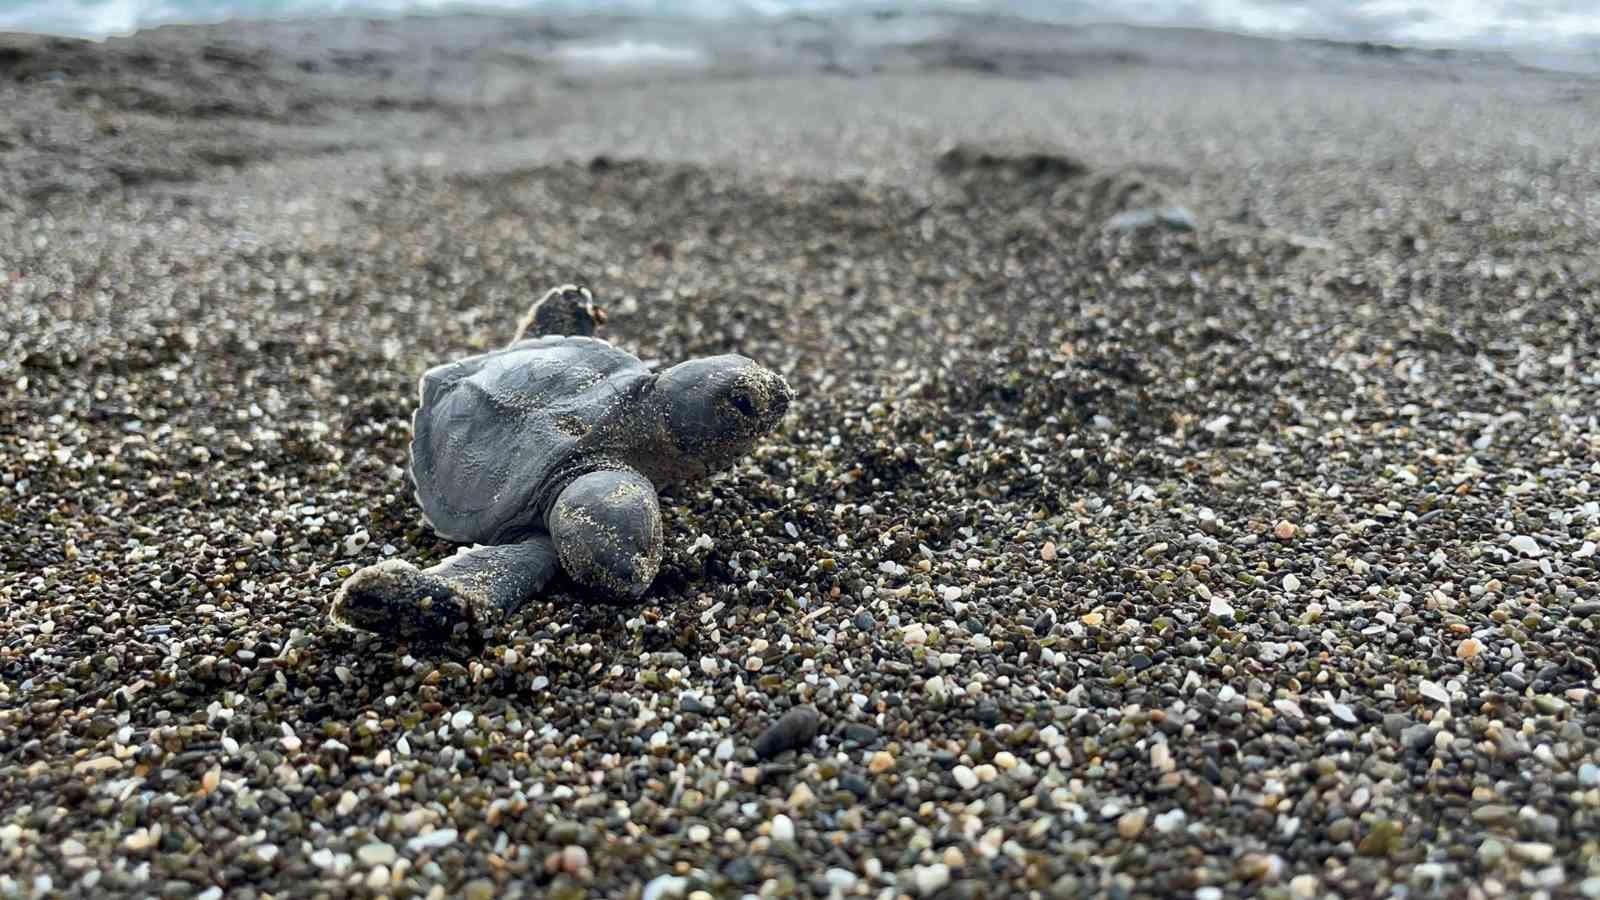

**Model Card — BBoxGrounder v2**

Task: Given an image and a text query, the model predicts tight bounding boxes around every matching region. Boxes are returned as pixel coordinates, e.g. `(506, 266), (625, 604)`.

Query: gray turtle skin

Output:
(331, 284), (793, 644)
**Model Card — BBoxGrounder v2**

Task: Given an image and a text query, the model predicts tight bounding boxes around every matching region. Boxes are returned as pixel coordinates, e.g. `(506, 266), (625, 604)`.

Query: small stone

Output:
(1473, 804), (1512, 824)
(123, 827), (157, 851)
(464, 879), (498, 900)
(1534, 695), (1568, 715)
(559, 845), (588, 875)
(1511, 842), (1554, 864)
(1579, 763), (1600, 787)
(952, 765), (979, 790)
(1282, 573), (1301, 592)
(1153, 809), (1186, 833)
(912, 864), (951, 896)
(73, 756), (121, 775)
(358, 842), (397, 867)
(869, 751), (896, 774)
(788, 783), (816, 809)
(1040, 542), (1057, 561)
(642, 875), (689, 900)
(755, 705), (821, 759)
(1116, 809), (1148, 839)
(941, 586), (962, 602)
(1273, 520), (1297, 541)
(1508, 534), (1543, 556)
(1289, 874), (1318, 898)
(255, 844), (279, 863)
(1478, 838), (1505, 865)
(770, 814), (795, 843)
(1236, 853), (1282, 882)
(1580, 877), (1600, 898)
(1456, 638), (1482, 659)
(687, 825), (711, 843)
(902, 624), (928, 646)
(825, 869), (858, 890)
(1209, 597), (1234, 619)
(1357, 820), (1402, 857)
(1150, 743), (1174, 772)
(1418, 680), (1450, 705)
(406, 829), (458, 852)
(450, 710), (474, 730)
(337, 791), (359, 816)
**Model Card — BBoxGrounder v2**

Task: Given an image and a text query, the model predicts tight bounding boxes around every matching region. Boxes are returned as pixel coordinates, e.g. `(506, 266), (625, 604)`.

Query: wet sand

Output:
(3, 13), (1600, 898)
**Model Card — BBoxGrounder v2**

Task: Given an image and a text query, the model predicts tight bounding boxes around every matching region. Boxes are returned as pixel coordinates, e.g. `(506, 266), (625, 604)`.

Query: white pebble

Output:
(941, 586), (963, 602)
(1209, 597), (1234, 619)
(770, 814), (795, 842)
(357, 842), (396, 866)
(1419, 680), (1450, 705)
(1509, 535), (1543, 557)
(642, 875), (688, 900)
(1576, 541), (1597, 559)
(1282, 573), (1301, 592)
(913, 864), (951, 896)
(406, 828), (458, 852)
(450, 710), (474, 730)
(952, 765), (979, 790)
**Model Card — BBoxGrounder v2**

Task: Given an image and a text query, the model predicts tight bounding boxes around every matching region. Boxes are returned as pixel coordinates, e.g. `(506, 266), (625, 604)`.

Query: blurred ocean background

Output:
(4, 0), (1599, 56)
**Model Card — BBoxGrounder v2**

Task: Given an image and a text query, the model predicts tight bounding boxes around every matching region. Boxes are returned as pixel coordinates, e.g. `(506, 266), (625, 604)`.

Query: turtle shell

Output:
(409, 336), (655, 544)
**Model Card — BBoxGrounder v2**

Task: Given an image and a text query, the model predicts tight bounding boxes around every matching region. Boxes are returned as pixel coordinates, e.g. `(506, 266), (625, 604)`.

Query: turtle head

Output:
(655, 355), (793, 474)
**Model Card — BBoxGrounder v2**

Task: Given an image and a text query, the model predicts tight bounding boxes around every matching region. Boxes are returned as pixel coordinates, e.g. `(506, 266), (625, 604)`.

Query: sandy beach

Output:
(3, 13), (1600, 898)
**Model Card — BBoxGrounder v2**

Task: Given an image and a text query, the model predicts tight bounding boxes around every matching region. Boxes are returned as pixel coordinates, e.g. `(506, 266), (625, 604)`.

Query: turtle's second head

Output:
(655, 354), (793, 475)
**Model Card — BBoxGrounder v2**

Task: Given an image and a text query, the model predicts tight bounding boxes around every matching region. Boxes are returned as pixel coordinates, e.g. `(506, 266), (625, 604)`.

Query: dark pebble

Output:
(1501, 671), (1528, 690)
(755, 705), (821, 759)
(839, 723), (879, 745)
(839, 773), (870, 798)
(853, 611), (877, 632)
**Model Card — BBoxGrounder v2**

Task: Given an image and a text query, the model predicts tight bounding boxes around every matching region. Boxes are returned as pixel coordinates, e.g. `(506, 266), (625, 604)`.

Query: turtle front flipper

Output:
(549, 469), (662, 603)
(331, 535), (561, 643)
(512, 284), (607, 343)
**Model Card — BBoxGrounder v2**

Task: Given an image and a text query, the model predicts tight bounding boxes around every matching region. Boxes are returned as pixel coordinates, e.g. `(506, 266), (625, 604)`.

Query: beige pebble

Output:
(942, 846), (966, 868)
(1273, 520), (1298, 540)
(1456, 638), (1482, 659)
(789, 783), (817, 809)
(869, 751), (896, 774)
(1117, 809), (1148, 839)
(1040, 542), (1057, 561)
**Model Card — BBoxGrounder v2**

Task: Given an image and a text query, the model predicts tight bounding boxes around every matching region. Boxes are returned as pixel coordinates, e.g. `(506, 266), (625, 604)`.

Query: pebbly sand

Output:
(3, 12), (1600, 898)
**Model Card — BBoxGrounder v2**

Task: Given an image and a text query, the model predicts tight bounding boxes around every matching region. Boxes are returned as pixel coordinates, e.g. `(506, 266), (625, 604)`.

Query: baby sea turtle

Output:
(331, 284), (793, 643)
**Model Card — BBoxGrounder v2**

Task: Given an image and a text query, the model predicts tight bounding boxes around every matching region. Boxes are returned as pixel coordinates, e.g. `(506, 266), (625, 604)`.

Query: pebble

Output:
(406, 829), (458, 852)
(1116, 808), (1148, 839)
(1456, 638), (1482, 658)
(770, 814), (795, 843)
(1208, 597), (1234, 619)
(1509, 535), (1543, 556)
(450, 710), (474, 730)
(1153, 809), (1186, 833)
(912, 864), (951, 896)
(754, 705), (821, 759)
(358, 843), (397, 866)
(642, 875), (689, 900)
(1040, 542), (1057, 561)
(952, 765), (979, 790)
(1512, 842), (1555, 864)
(869, 751), (896, 774)
(1273, 520), (1297, 540)
(1418, 680), (1450, 705)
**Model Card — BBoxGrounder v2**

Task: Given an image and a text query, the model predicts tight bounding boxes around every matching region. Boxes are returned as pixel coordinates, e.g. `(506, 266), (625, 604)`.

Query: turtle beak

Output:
(590, 304), (608, 325)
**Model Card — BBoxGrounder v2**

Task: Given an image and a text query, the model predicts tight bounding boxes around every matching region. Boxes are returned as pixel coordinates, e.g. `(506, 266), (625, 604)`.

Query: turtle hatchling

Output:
(331, 284), (794, 643)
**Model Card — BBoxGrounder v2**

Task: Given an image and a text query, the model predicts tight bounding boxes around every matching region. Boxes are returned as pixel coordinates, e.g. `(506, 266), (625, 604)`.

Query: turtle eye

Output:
(731, 392), (758, 418)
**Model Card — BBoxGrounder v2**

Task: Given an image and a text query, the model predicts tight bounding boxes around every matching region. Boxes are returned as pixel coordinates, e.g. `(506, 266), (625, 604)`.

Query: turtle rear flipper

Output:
(331, 537), (562, 643)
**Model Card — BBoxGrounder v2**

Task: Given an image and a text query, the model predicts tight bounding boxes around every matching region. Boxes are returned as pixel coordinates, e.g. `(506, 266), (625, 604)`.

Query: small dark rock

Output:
(755, 705), (821, 759)
(839, 723), (879, 746)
